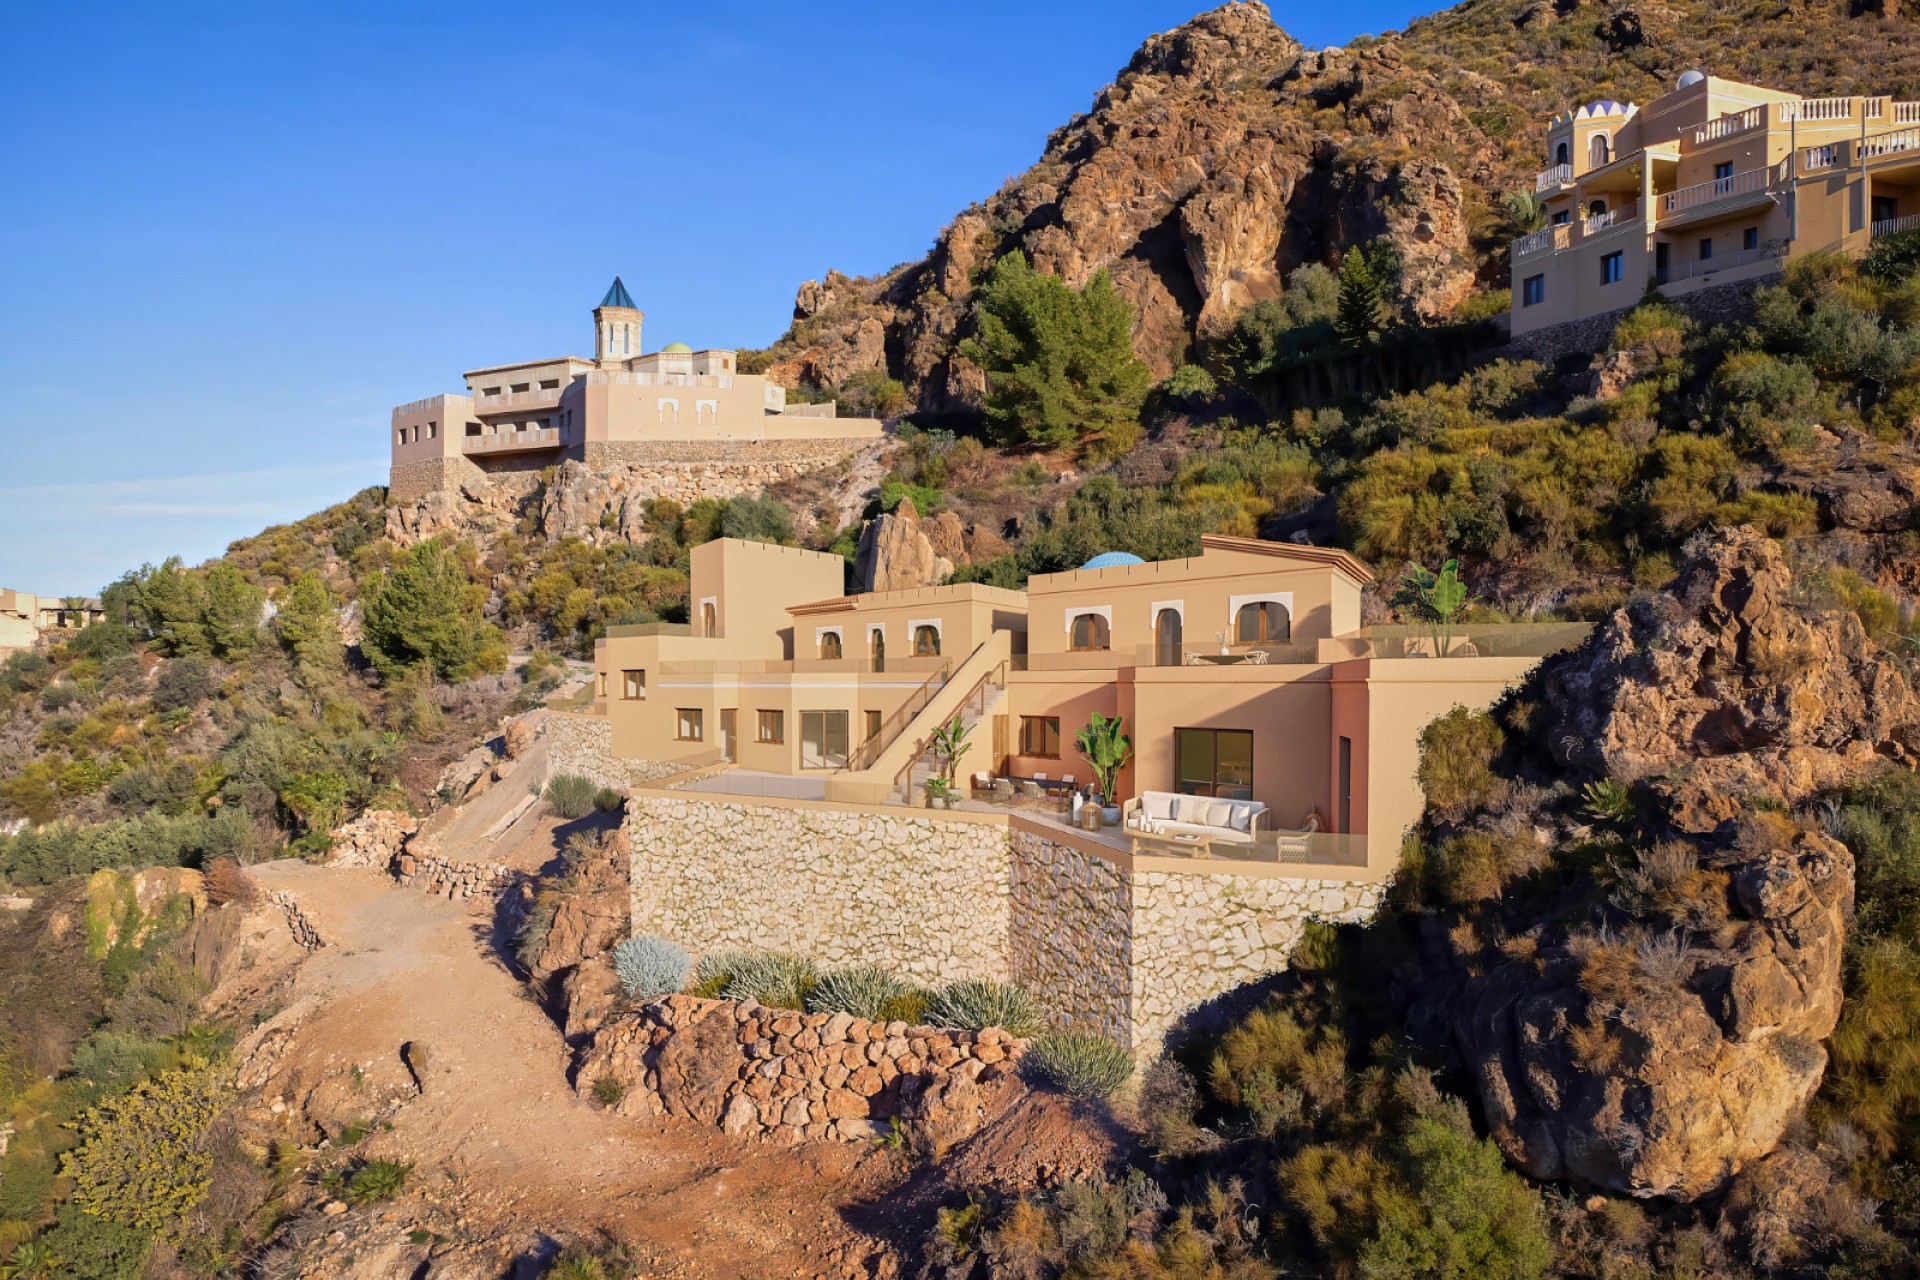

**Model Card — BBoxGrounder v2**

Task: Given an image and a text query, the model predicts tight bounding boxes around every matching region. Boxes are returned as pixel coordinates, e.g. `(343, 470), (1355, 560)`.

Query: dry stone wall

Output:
(1009, 831), (1132, 1043)
(1508, 278), (1763, 365)
(619, 793), (1389, 1056)
(267, 890), (326, 951)
(1129, 870), (1384, 1049)
(395, 850), (516, 901)
(546, 714), (685, 792)
(624, 795), (1011, 987)
(575, 993), (1026, 1145)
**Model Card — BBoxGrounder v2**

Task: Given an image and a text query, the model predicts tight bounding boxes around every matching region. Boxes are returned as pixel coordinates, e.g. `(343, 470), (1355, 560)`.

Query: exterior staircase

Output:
(895, 680), (1008, 804)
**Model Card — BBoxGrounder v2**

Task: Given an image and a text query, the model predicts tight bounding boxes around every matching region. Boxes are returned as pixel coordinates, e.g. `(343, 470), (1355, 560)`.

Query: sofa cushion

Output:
(1225, 803), (1254, 833)
(1176, 796), (1210, 824)
(1144, 793), (1175, 821)
(1198, 799), (1231, 827)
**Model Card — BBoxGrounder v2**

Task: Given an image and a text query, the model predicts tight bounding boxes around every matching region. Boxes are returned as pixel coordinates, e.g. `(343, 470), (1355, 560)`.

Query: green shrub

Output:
(59, 1063), (231, 1237)
(591, 1076), (625, 1107)
(542, 774), (601, 820)
(693, 949), (817, 1010)
(1023, 1032), (1134, 1099)
(591, 786), (624, 813)
(31, 1204), (152, 1280)
(346, 1158), (412, 1203)
(926, 979), (1043, 1037)
(806, 963), (916, 1020)
(150, 656), (215, 713)
(610, 935), (690, 1001)
(1416, 706), (1505, 815)
(876, 990), (931, 1026)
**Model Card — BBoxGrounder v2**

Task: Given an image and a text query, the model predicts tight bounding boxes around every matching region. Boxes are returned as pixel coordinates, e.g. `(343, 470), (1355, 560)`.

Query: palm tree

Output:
(1500, 189), (1548, 237)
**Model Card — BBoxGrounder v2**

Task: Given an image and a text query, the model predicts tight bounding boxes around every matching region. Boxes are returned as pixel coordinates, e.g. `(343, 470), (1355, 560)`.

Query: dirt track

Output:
(244, 854), (905, 1279)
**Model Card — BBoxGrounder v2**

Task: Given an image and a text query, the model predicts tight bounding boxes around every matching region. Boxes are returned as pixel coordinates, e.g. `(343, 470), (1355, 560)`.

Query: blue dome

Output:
(1080, 551), (1145, 570)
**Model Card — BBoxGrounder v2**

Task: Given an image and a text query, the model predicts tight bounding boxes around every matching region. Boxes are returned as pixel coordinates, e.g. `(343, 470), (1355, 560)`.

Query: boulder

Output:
(853, 498), (954, 593)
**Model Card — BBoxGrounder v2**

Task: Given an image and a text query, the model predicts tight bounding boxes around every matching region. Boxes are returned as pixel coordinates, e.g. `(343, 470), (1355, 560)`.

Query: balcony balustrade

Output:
(1862, 128), (1920, 161)
(1533, 163), (1573, 192)
(1660, 165), (1777, 216)
(462, 426), (561, 455)
(1873, 213), (1920, 239)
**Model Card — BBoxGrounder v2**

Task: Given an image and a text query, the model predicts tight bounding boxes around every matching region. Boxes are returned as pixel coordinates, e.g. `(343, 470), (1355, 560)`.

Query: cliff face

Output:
(1442, 529), (1920, 1200)
(764, 0), (1920, 411)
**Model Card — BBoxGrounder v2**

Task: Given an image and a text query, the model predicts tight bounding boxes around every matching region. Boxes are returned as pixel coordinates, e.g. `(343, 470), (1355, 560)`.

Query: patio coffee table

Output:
(1129, 827), (1217, 859)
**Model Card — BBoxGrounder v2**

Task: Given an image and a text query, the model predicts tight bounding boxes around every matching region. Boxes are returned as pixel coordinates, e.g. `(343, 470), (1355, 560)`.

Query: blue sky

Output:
(0, 0), (1435, 596)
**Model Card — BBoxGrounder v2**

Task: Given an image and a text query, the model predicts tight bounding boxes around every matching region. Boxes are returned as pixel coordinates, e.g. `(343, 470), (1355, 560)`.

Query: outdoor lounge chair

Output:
(1272, 813), (1321, 858)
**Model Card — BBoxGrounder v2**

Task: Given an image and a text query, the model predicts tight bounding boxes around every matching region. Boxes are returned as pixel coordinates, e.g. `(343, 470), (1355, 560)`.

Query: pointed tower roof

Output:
(599, 276), (637, 310)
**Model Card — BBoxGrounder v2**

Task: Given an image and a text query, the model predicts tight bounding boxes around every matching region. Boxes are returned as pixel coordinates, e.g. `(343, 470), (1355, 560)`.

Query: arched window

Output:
(1554, 140), (1569, 167)
(1588, 199), (1608, 218)
(1069, 612), (1110, 652)
(912, 625), (940, 657)
(819, 631), (843, 660)
(701, 601), (717, 636)
(870, 629), (885, 673)
(1589, 133), (1611, 167)
(659, 400), (680, 424)
(1155, 608), (1183, 667)
(1235, 601), (1290, 645)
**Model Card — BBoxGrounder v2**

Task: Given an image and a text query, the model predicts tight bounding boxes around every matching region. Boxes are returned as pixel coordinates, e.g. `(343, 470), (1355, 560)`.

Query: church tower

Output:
(594, 276), (642, 365)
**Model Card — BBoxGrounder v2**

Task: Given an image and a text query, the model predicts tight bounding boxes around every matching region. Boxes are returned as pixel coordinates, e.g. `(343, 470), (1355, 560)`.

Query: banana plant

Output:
(928, 713), (971, 784)
(1393, 558), (1470, 657)
(1075, 713), (1133, 806)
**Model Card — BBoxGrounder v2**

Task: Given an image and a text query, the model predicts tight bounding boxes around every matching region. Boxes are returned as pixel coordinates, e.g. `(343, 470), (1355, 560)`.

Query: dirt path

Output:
(244, 860), (905, 1279)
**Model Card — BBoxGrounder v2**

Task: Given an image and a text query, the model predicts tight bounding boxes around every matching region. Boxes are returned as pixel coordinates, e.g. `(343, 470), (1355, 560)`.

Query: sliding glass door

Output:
(1175, 728), (1254, 799)
(800, 710), (850, 769)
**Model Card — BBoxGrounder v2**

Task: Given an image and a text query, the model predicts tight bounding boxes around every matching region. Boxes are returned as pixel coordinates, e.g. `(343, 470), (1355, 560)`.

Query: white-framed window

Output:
(659, 399), (680, 424)
(1227, 592), (1295, 645)
(817, 627), (844, 660)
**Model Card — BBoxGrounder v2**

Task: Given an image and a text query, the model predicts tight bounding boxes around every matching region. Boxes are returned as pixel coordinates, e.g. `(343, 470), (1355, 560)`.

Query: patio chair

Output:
(1020, 780), (1045, 800)
(1272, 813), (1321, 858)
(991, 778), (1016, 804)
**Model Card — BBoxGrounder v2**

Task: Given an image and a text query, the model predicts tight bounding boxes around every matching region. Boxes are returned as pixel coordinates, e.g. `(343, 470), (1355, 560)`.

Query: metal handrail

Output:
(1874, 213), (1920, 238)
(839, 659), (950, 773)
(890, 659), (1008, 802)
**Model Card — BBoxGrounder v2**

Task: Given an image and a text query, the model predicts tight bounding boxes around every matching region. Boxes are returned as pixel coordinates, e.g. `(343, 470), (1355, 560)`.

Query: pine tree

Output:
(959, 251), (1152, 456)
(360, 539), (505, 682)
(1334, 248), (1389, 348)
(202, 563), (264, 659)
(274, 571), (341, 675)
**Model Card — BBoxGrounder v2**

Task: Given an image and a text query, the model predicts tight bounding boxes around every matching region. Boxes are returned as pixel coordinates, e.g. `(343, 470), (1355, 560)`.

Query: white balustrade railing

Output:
(1583, 200), (1641, 236)
(1533, 163), (1573, 192)
(1896, 102), (1920, 125)
(1693, 106), (1763, 144)
(1782, 97), (1855, 122)
(1803, 144), (1841, 170)
(1873, 213), (1920, 239)
(1863, 128), (1920, 160)
(1513, 223), (1573, 257)
(1660, 165), (1776, 216)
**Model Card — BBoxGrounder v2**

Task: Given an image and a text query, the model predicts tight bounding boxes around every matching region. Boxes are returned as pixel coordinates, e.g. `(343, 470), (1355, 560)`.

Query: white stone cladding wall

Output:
(546, 714), (683, 791)
(1009, 830), (1132, 1044)
(1128, 871), (1385, 1053)
(624, 795), (1012, 987)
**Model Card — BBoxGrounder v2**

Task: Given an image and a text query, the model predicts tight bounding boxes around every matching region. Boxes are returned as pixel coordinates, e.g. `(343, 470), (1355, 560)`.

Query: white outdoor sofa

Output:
(1122, 791), (1266, 847)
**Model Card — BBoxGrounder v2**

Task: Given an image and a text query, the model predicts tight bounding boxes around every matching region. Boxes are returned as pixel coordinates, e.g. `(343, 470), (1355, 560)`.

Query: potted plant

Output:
(928, 714), (971, 787)
(1075, 713), (1132, 824)
(1392, 558), (1470, 657)
(923, 776), (954, 810)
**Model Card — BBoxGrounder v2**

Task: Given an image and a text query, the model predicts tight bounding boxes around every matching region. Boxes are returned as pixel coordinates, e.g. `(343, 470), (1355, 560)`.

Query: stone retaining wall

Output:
(392, 437), (874, 505)
(620, 792), (1389, 1057)
(1009, 830), (1132, 1043)
(624, 794), (1010, 987)
(1129, 870), (1384, 1048)
(1507, 278), (1764, 365)
(546, 714), (685, 792)
(394, 851), (516, 900)
(575, 994), (1026, 1145)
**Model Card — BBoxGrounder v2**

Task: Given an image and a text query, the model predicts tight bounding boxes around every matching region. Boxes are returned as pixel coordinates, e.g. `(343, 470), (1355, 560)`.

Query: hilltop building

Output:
(1510, 71), (1920, 339)
(1, 590), (104, 653)
(388, 278), (885, 502)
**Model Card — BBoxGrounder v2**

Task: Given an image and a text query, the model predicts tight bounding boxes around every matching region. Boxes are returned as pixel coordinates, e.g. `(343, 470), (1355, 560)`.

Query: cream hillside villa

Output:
(1510, 69), (1920, 337)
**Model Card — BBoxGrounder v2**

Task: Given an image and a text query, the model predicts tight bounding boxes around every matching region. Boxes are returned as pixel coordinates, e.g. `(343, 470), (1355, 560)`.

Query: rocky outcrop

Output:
(327, 809), (418, 871)
(1446, 528), (1914, 1200)
(852, 498), (955, 592)
(1542, 527), (1920, 834)
(575, 994), (1028, 1147)
(757, 3), (1492, 409)
(524, 826), (631, 982)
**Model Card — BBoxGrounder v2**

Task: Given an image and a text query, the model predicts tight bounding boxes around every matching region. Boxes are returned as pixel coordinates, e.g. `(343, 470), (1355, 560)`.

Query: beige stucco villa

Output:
(1510, 71), (1920, 337)
(548, 535), (1585, 1055)
(388, 278), (884, 501)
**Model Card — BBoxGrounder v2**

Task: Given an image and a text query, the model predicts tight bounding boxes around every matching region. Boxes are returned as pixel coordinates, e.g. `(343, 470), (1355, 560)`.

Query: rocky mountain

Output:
(762, 0), (1920, 410)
